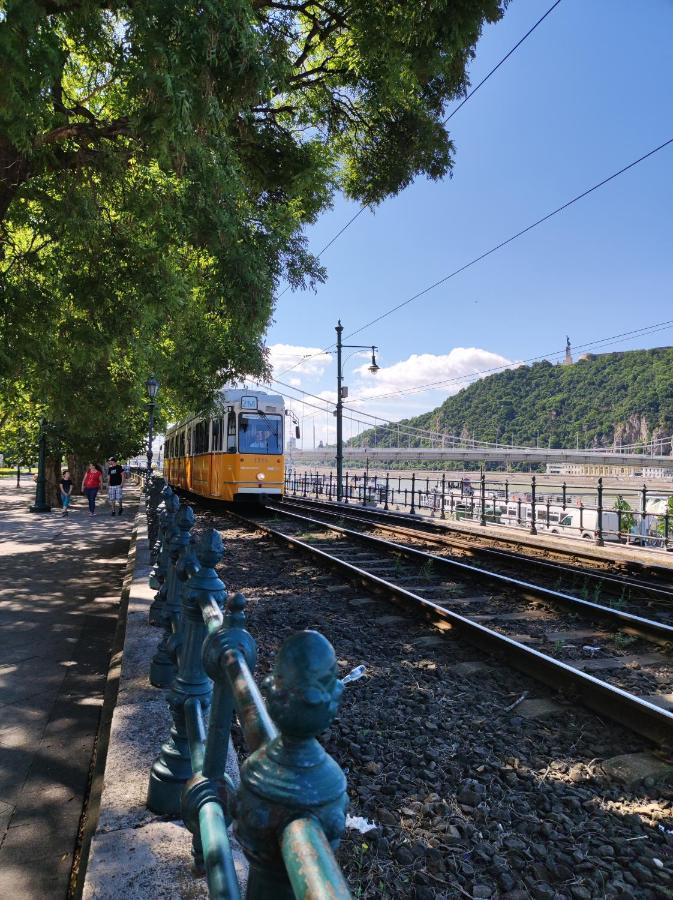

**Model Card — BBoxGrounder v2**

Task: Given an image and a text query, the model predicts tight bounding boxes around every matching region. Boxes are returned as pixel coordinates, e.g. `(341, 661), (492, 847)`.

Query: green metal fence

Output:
(146, 483), (352, 899)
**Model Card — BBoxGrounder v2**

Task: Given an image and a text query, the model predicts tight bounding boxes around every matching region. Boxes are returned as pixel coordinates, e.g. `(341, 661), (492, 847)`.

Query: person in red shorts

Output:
(81, 463), (103, 516)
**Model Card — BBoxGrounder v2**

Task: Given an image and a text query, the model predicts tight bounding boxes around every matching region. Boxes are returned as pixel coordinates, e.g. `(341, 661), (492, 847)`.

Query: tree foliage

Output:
(351, 349), (673, 453)
(1, 0), (507, 461)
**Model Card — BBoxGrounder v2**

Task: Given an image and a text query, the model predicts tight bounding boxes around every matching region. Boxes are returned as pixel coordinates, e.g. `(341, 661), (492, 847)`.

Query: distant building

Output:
(546, 463), (639, 477)
(643, 466), (673, 481)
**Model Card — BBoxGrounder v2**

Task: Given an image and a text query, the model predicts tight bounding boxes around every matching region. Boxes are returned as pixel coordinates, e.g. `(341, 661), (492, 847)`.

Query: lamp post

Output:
(145, 376), (159, 488)
(335, 321), (379, 502)
(29, 418), (52, 513)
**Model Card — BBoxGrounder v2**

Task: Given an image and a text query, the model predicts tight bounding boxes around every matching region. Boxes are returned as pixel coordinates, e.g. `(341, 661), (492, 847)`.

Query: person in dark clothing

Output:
(60, 470), (73, 517)
(106, 456), (125, 516)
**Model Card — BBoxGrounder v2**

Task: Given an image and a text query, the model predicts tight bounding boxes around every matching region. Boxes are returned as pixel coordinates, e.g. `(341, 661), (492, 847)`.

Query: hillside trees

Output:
(0, 0), (507, 470)
(350, 349), (673, 453)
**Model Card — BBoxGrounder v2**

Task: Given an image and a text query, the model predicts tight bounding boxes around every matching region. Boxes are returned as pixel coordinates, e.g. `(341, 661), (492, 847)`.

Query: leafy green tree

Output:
(1, 0), (508, 475)
(613, 496), (635, 535)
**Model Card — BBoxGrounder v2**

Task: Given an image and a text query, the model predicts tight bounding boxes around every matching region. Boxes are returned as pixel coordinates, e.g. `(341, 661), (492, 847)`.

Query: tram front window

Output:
(239, 414), (282, 454)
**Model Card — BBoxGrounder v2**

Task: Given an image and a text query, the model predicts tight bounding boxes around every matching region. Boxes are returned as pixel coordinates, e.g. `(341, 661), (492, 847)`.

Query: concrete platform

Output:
(0, 479), (138, 899)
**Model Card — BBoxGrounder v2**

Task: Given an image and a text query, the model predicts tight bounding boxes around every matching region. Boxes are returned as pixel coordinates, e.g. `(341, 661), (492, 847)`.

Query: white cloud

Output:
(351, 347), (513, 403)
(268, 343), (333, 380)
(273, 345), (516, 449)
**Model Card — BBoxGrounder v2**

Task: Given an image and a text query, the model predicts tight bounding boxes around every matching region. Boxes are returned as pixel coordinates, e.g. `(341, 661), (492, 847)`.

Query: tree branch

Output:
(36, 117), (130, 147)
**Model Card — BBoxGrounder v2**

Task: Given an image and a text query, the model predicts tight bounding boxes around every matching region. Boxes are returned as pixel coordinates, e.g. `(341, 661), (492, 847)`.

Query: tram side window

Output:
(193, 420), (209, 454)
(179, 431), (185, 457)
(211, 417), (222, 452)
(227, 409), (237, 452)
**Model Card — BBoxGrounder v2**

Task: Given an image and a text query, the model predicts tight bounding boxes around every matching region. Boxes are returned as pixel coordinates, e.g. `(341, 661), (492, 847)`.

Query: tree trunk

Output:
(67, 454), (87, 495)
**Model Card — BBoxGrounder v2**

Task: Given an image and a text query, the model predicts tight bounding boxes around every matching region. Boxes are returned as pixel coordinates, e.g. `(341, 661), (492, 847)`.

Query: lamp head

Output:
(368, 347), (379, 375)
(146, 376), (160, 400)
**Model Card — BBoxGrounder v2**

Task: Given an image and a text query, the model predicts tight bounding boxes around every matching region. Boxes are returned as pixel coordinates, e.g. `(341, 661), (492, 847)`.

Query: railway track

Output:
(225, 503), (673, 747)
(279, 495), (673, 605)
(279, 493), (673, 586)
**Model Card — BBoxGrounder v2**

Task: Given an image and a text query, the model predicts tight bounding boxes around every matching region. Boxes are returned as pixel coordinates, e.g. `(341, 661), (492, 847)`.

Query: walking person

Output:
(106, 456), (125, 516)
(81, 463), (102, 516)
(60, 470), (73, 517)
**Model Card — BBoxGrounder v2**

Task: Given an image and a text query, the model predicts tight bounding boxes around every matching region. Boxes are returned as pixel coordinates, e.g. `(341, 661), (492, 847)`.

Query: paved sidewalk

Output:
(0, 479), (138, 898)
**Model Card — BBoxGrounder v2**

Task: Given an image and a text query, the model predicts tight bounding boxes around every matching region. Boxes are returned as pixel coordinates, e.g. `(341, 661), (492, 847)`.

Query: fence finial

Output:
(237, 631), (348, 896)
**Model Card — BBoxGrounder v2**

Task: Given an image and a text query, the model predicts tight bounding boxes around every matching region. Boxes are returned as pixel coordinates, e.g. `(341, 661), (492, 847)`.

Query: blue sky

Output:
(259, 0), (673, 447)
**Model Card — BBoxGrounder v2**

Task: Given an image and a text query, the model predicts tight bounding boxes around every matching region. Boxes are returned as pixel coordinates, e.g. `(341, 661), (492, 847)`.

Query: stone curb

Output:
(80, 494), (247, 899)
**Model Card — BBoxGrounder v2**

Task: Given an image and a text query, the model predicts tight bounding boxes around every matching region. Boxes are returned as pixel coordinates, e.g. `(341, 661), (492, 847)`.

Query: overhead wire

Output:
(345, 318), (673, 403)
(343, 136), (673, 342)
(272, 0), (564, 377)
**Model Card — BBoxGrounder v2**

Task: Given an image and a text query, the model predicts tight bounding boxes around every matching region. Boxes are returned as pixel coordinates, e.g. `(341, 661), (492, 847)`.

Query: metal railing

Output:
(285, 469), (673, 551)
(146, 482), (352, 899)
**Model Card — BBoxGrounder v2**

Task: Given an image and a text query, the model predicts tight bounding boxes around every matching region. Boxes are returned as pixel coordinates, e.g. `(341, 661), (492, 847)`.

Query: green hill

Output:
(350, 347), (673, 454)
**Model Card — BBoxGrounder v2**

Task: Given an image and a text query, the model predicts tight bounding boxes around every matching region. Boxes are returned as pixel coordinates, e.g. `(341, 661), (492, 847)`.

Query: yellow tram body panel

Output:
(165, 452), (284, 502)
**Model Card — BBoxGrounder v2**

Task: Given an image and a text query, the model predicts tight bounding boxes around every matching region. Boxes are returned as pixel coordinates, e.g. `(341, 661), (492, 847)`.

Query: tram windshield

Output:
(238, 413), (283, 454)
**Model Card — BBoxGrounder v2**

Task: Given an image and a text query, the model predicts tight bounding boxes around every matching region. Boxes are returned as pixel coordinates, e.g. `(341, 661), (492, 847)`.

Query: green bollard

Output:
(149, 502), (195, 688)
(236, 631), (348, 898)
(148, 528), (226, 816)
(149, 491), (179, 626)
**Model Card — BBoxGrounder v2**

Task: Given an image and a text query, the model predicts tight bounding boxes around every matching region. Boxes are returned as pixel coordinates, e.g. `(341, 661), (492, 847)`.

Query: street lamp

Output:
(29, 418), (52, 513)
(145, 376), (159, 488)
(334, 321), (379, 502)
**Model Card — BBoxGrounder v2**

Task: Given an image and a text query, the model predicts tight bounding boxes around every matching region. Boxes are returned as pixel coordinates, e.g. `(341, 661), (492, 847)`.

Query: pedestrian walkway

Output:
(0, 479), (138, 898)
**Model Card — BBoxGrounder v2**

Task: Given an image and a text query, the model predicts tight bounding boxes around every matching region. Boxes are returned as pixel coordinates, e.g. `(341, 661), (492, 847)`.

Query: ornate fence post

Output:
(596, 476), (604, 546)
(410, 473), (416, 515)
(480, 470), (486, 526)
(183, 589), (257, 881)
(384, 472), (390, 511)
(150, 503), (195, 688)
(530, 475), (537, 535)
(236, 631), (348, 899)
(148, 527), (227, 816)
(149, 488), (179, 626)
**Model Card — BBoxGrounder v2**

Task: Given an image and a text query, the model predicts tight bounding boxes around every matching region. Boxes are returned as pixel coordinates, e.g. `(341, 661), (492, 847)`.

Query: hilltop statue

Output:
(563, 336), (573, 366)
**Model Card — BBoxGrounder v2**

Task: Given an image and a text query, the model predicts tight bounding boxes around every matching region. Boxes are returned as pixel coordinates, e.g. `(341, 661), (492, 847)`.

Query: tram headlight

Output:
(257, 472), (266, 480)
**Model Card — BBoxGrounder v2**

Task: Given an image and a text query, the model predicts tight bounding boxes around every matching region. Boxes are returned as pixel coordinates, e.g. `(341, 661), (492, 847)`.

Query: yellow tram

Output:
(164, 388), (290, 503)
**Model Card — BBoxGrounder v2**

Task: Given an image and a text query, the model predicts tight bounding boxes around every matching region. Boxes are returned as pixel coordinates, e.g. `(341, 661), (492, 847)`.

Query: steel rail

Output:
(227, 509), (673, 746)
(267, 505), (673, 646)
(279, 496), (673, 601)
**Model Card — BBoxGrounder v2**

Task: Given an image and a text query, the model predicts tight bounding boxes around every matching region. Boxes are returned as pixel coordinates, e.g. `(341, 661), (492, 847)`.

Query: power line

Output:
(346, 319), (673, 403)
(277, 207), (368, 300)
(273, 1), (563, 375)
(344, 137), (673, 343)
(443, 0), (563, 125)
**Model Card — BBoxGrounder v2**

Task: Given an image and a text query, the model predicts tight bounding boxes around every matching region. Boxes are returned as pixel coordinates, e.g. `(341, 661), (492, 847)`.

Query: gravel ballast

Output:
(210, 514), (673, 899)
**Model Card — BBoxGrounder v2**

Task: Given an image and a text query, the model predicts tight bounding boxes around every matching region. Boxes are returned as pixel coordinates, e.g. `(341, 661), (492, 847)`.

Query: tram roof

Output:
(166, 387), (285, 432)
